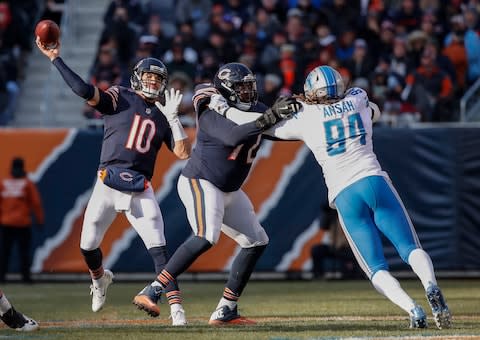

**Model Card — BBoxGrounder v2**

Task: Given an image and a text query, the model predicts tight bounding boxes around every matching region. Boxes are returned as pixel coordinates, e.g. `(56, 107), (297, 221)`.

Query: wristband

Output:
(169, 118), (188, 141)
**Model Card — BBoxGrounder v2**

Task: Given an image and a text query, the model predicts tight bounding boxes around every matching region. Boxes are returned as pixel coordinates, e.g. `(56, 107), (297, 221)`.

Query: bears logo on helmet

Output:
(214, 63), (258, 110)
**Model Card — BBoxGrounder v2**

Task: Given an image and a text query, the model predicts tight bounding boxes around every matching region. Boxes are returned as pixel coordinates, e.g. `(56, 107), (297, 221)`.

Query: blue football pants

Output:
(334, 176), (421, 279)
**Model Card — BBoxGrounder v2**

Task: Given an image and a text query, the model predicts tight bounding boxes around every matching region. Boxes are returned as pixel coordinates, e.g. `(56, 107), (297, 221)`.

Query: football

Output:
(35, 19), (60, 49)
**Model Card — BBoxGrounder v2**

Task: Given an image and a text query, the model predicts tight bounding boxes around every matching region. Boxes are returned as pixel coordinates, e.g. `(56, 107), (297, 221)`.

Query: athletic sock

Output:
(371, 270), (416, 314)
(408, 248), (437, 290)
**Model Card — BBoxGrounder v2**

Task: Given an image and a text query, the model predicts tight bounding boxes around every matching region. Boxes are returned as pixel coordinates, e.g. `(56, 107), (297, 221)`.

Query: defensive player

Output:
(0, 289), (38, 331)
(133, 63), (299, 325)
(208, 65), (452, 329)
(36, 38), (191, 325)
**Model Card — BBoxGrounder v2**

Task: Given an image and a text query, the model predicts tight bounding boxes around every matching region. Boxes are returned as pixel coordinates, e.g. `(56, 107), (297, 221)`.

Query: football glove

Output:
(255, 96), (301, 129)
(208, 94), (229, 116)
(155, 88), (183, 122)
(193, 83), (218, 114)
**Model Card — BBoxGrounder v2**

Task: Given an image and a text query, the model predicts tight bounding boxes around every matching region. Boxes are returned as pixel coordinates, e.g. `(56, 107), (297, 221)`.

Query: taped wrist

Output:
(255, 109), (277, 129)
(52, 57), (95, 100)
(169, 117), (188, 141)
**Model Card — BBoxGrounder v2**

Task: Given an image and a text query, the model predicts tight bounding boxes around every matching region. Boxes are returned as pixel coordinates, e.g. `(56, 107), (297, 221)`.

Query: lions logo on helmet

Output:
(131, 57), (168, 100)
(214, 63), (258, 110)
(304, 66), (346, 101)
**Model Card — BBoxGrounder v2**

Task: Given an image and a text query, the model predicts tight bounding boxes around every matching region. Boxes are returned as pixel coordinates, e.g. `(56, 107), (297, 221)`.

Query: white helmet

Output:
(304, 65), (346, 100)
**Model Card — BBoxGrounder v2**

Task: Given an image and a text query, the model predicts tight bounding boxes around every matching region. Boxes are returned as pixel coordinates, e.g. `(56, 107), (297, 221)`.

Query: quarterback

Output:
(36, 38), (190, 325)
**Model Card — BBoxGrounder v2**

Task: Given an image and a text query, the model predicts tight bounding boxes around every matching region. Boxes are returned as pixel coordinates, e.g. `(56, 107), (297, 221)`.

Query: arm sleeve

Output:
(199, 109), (264, 147)
(52, 57), (95, 100)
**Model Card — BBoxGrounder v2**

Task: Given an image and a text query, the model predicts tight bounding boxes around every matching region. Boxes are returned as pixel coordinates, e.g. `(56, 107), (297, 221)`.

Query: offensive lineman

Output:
(133, 63), (299, 324)
(36, 38), (191, 325)
(208, 65), (452, 330)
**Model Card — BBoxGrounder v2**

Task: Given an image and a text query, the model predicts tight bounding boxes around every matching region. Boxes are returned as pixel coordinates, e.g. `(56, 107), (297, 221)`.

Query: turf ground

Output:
(0, 279), (479, 340)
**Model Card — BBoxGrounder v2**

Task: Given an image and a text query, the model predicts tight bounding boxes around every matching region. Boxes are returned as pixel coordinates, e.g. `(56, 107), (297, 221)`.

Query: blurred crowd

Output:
(0, 0), (64, 126)
(1, 1), (479, 127)
(85, 0), (480, 126)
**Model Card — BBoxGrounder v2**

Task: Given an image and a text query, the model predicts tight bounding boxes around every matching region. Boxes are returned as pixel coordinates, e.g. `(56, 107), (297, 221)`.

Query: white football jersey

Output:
(268, 88), (388, 205)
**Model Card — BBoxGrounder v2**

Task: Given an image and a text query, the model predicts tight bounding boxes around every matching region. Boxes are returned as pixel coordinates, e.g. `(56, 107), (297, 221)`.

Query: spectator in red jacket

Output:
(403, 48), (454, 121)
(0, 157), (44, 283)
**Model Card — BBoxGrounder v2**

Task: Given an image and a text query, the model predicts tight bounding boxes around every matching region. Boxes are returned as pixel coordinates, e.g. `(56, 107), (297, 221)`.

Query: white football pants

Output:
(80, 177), (166, 251)
(177, 175), (269, 247)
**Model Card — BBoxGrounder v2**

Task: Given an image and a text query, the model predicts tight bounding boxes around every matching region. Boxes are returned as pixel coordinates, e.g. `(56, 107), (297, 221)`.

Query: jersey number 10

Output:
(324, 112), (366, 156)
(125, 114), (156, 153)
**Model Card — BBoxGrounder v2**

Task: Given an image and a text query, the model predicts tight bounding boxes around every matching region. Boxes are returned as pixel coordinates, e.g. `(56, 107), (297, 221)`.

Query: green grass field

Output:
(1, 279), (479, 339)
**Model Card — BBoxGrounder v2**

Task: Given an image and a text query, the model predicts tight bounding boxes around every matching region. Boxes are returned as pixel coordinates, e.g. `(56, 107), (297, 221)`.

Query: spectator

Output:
(142, 0), (177, 38)
(100, 4), (138, 69)
(194, 49), (218, 83)
(392, 0), (423, 34)
(0, 157), (44, 284)
(389, 36), (414, 78)
(403, 48), (454, 122)
(344, 38), (376, 79)
(444, 13), (480, 86)
(254, 6), (282, 43)
(260, 73), (282, 107)
(260, 29), (288, 73)
(175, 0), (212, 40)
(83, 45), (122, 122)
(139, 14), (173, 59)
(442, 27), (468, 93)
(164, 41), (196, 81)
(278, 43), (297, 95)
(103, 0), (145, 34)
(40, 0), (65, 26)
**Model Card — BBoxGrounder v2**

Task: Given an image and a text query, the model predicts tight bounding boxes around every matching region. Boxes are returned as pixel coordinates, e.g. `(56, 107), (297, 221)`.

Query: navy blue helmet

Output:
(214, 63), (258, 110)
(130, 57), (168, 100)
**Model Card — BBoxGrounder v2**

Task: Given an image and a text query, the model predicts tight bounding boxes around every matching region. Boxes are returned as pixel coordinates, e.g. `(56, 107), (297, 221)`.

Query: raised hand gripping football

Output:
(155, 88), (183, 122)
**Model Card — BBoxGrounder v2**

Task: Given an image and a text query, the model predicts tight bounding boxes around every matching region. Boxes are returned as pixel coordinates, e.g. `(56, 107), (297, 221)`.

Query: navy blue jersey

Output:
(182, 102), (268, 192)
(93, 86), (174, 180)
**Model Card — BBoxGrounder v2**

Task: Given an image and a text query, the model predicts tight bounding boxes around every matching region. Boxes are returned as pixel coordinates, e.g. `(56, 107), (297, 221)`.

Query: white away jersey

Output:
(269, 88), (388, 205)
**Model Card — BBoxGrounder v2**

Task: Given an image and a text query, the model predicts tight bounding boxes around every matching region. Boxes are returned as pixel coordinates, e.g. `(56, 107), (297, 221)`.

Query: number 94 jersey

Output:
(271, 87), (387, 205)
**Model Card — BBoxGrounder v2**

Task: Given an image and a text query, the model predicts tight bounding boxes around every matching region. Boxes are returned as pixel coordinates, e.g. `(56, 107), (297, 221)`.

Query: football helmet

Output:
(304, 65), (346, 100)
(131, 57), (168, 99)
(214, 63), (258, 110)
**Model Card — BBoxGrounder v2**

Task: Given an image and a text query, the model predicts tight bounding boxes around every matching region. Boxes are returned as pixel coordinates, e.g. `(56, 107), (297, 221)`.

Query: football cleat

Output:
(90, 269), (114, 312)
(409, 304), (427, 329)
(426, 283), (452, 329)
(0, 307), (39, 331)
(132, 283), (162, 317)
(208, 305), (256, 325)
(170, 306), (187, 326)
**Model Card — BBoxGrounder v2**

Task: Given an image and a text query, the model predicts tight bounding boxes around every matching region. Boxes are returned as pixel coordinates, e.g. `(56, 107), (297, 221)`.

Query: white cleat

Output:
(0, 308), (39, 331)
(170, 307), (187, 326)
(90, 269), (114, 312)
(16, 315), (39, 332)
